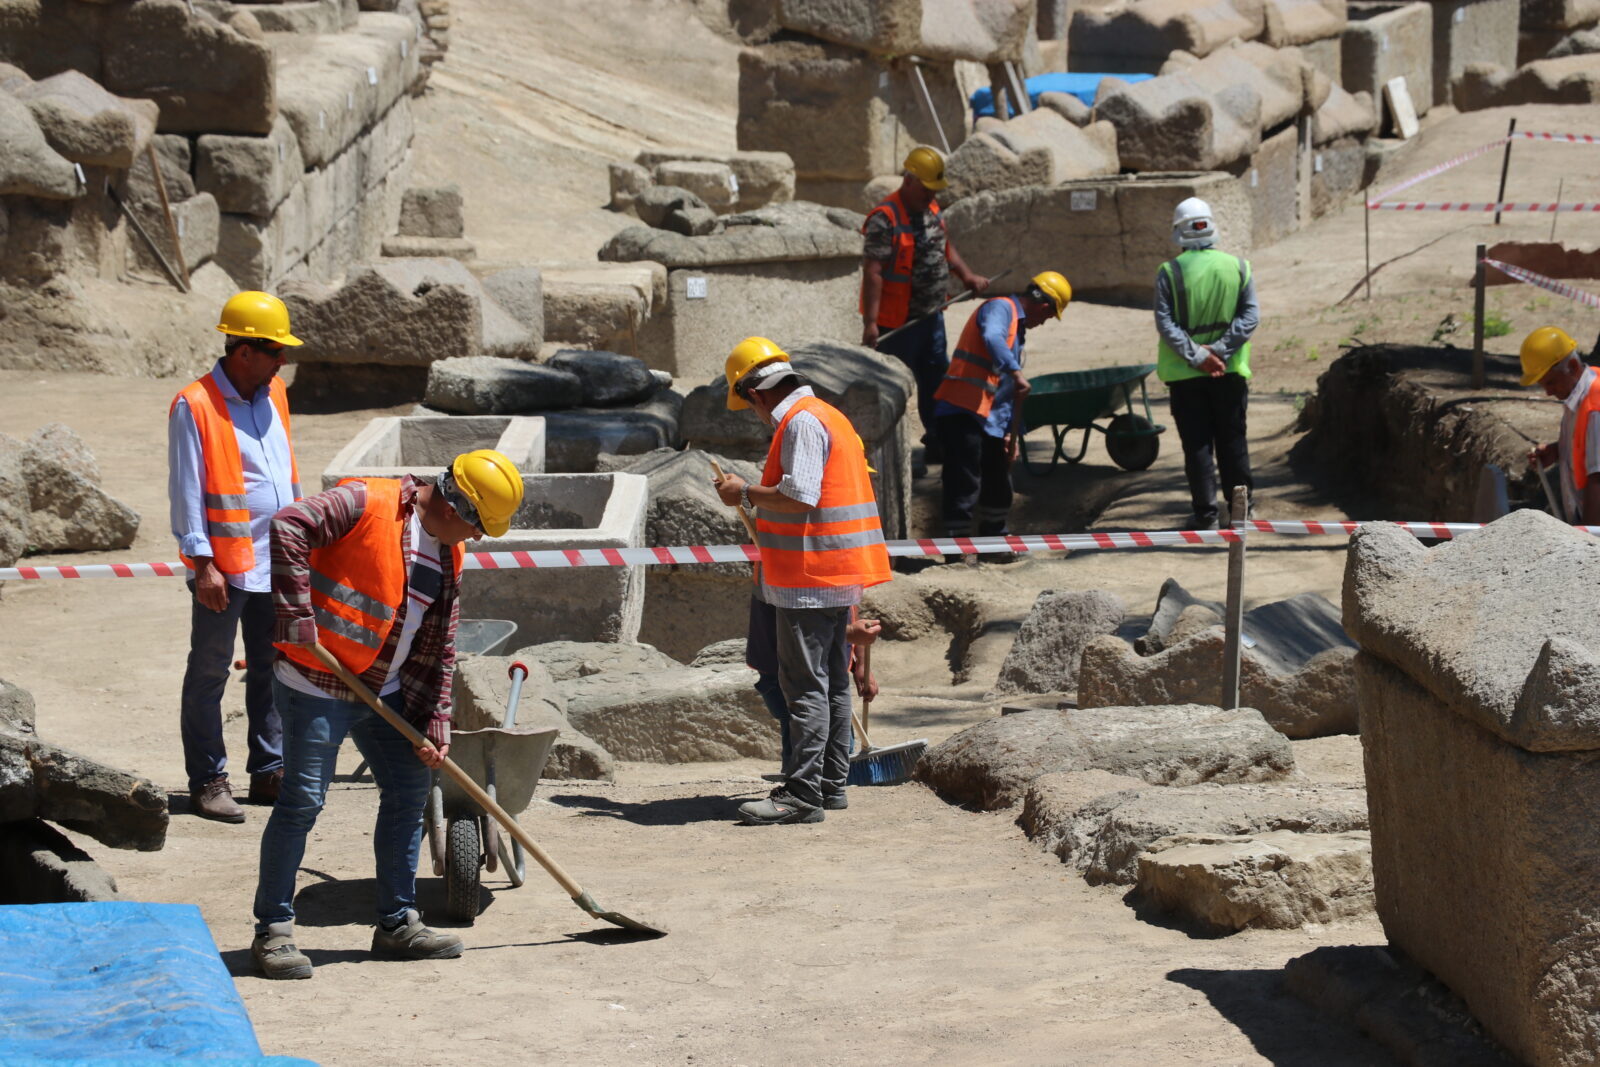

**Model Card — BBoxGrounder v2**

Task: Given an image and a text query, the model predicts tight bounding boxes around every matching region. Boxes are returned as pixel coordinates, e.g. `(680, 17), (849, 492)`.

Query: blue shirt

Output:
(168, 361), (300, 592)
(933, 296), (1028, 438)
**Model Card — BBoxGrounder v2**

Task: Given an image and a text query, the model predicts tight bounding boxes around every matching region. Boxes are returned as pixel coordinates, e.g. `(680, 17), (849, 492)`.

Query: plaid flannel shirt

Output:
(271, 476), (459, 730)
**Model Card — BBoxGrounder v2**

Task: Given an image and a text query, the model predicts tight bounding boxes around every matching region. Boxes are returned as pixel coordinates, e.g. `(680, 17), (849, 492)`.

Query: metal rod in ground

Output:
(1220, 486), (1248, 710)
(1473, 242), (1487, 389)
(910, 61), (950, 154)
(1494, 116), (1517, 226)
(146, 144), (189, 290)
(106, 182), (187, 294)
(1364, 203), (1372, 300)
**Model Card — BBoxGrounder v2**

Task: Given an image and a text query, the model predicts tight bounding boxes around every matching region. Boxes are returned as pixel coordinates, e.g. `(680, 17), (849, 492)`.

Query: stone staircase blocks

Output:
(274, 11), (421, 169)
(102, 0), (275, 135)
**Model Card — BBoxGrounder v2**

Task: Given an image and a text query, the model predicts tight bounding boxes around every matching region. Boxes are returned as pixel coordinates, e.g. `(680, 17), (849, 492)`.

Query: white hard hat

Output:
(1172, 197), (1216, 248)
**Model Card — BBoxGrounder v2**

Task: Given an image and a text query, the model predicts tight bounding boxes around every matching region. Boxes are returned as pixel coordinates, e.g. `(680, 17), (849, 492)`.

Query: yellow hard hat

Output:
(857, 434), (877, 474)
(449, 449), (524, 537)
(903, 145), (948, 192)
(1520, 326), (1578, 386)
(1029, 271), (1072, 319)
(725, 336), (791, 411)
(216, 290), (303, 346)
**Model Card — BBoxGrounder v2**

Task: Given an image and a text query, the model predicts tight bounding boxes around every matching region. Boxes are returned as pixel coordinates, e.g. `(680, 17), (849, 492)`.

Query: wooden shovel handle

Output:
(709, 459), (759, 542)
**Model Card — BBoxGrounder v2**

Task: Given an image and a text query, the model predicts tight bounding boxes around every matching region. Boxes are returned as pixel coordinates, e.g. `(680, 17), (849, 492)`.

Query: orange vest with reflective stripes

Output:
(860, 191), (943, 330)
(756, 397), (891, 590)
(1571, 370), (1600, 499)
(276, 479), (466, 677)
(170, 373), (300, 575)
(933, 296), (1019, 418)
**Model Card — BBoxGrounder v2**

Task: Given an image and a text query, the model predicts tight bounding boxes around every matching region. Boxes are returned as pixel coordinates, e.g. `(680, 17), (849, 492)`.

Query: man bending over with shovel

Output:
(250, 449), (523, 980)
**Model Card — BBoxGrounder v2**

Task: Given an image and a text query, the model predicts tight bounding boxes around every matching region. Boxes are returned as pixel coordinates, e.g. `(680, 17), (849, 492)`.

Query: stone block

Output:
(1259, 0), (1346, 45)
(539, 389), (683, 473)
(1136, 577), (1223, 655)
(513, 640), (680, 682)
(1309, 136), (1366, 216)
(942, 109), (1119, 201)
(634, 185), (720, 236)
(943, 170), (1252, 304)
(195, 117), (305, 218)
(994, 589), (1126, 694)
(1344, 1), (1434, 116)
(1432, 0), (1520, 104)
(1522, 0), (1600, 31)
(546, 349), (658, 407)
(123, 133), (193, 212)
(541, 278), (653, 351)
(480, 266), (543, 348)
(20, 422), (97, 486)
(608, 161), (652, 213)
(0, 731), (167, 851)
(0, 818), (120, 904)
(635, 147), (795, 211)
(1297, 33), (1344, 81)
(559, 664), (779, 762)
(129, 191), (219, 277)
(423, 356), (582, 415)
(13, 70), (157, 169)
(452, 656), (614, 781)
(653, 161), (737, 212)
(397, 183), (463, 238)
(102, 0), (275, 134)
(1455, 52), (1600, 106)
(234, 0), (358, 34)
(1229, 123), (1299, 249)
(1135, 830), (1374, 931)
(274, 12), (421, 168)
(21, 426), (138, 553)
(1312, 82), (1376, 143)
(0, 92), (79, 199)
(0, 433), (31, 568)
(321, 413), (545, 489)
(915, 704), (1295, 811)
(1070, 0), (1267, 67)
(0, 0), (106, 83)
(380, 234), (474, 261)
(774, 0), (1033, 63)
(1037, 89), (1093, 125)
(1095, 71), (1258, 171)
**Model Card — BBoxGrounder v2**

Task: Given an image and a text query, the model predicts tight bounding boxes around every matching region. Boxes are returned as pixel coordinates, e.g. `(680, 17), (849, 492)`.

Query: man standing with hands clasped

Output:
(713, 338), (891, 825)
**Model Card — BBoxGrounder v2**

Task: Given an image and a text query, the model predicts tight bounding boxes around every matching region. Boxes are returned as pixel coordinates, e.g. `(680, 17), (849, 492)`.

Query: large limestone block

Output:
(1071, 0), (1267, 64)
(397, 183), (463, 238)
(559, 665), (779, 762)
(1164, 39), (1311, 130)
(21, 422), (97, 486)
(635, 147), (795, 211)
(1456, 52), (1600, 107)
(102, 0), (275, 134)
(0, 731), (167, 851)
(775, 0), (1033, 62)
(23, 426), (139, 552)
(124, 134), (195, 212)
(1035, 779), (1369, 883)
(0, 433), (30, 568)
(513, 640), (680, 683)
(654, 161), (737, 213)
(546, 349), (658, 408)
(539, 389), (683, 473)
(1342, 1), (1433, 116)
(129, 191), (219, 275)
(274, 12), (421, 168)
(423, 356), (581, 415)
(599, 202), (863, 269)
(542, 278), (652, 350)
(1344, 511), (1600, 751)
(1312, 82), (1376, 143)
(915, 705), (1295, 811)
(13, 70), (157, 168)
(994, 589), (1126, 694)
(1233, 123), (1299, 248)
(1523, 0), (1600, 30)
(1135, 830), (1374, 931)
(943, 110), (1119, 201)
(0, 0), (105, 81)
(1259, 0), (1346, 46)
(1358, 651), (1600, 1066)
(1432, 0), (1520, 103)
(452, 656), (614, 781)
(918, 0), (1036, 62)
(481, 266), (543, 347)
(1095, 71), (1258, 171)
(0, 92), (79, 199)
(195, 117), (304, 218)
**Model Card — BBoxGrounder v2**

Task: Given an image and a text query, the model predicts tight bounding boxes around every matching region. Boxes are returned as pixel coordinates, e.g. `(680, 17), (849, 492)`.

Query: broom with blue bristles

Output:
(847, 644), (928, 786)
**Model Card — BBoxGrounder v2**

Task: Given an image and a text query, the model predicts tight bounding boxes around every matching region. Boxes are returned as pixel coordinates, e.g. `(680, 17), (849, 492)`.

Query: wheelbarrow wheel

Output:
(1105, 414), (1161, 471)
(444, 816), (481, 924)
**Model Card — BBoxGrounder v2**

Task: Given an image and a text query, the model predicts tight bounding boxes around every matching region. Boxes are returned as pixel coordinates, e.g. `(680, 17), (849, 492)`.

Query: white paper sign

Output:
(686, 277), (708, 299)
(400, 40), (407, 58)
(1314, 153), (1324, 173)
(1384, 76), (1419, 140)
(367, 67), (377, 85)
(1250, 168), (1259, 187)
(878, 72), (889, 89)
(318, 110), (326, 130)
(346, 91), (354, 111)
(1069, 190), (1097, 211)
(1453, 6), (1465, 22)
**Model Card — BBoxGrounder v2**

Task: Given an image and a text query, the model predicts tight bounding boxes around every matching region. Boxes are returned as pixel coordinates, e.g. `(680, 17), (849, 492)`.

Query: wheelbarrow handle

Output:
(505, 661), (529, 728)
(310, 644), (586, 900)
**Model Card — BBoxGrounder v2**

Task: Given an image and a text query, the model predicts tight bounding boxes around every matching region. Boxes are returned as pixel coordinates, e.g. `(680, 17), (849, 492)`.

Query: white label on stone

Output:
(686, 277), (708, 299)
(1070, 190), (1097, 211)
(1314, 153), (1324, 173)
(346, 91), (354, 111)
(878, 72), (889, 89)
(367, 67), (377, 85)
(728, 172), (740, 195)
(1380, 38), (1388, 52)
(1250, 168), (1259, 187)
(72, 163), (85, 187)
(400, 40), (408, 58)
(318, 110), (326, 130)
(178, 215), (186, 237)
(277, 141), (284, 162)
(1453, 5), (1465, 21)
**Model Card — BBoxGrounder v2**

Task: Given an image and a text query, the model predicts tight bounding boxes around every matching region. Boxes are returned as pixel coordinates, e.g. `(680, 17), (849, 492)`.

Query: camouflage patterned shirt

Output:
(863, 205), (951, 319)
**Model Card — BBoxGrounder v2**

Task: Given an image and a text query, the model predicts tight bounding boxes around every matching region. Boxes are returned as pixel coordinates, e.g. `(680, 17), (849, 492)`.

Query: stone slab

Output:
(994, 589), (1126, 694)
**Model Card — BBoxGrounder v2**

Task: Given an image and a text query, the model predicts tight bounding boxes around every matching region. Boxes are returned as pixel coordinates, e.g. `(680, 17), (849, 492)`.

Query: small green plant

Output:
(1274, 334), (1304, 352)
(1477, 312), (1513, 338)
(1305, 346), (1322, 362)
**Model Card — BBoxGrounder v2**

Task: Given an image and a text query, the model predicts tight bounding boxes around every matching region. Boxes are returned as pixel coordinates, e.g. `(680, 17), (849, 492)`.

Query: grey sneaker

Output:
(252, 932), (312, 980)
(738, 790), (823, 825)
(372, 910), (464, 960)
(822, 793), (848, 811)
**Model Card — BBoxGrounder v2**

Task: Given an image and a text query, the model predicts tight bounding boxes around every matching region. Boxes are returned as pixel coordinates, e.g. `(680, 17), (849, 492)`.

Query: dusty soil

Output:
(5, 0), (1600, 1060)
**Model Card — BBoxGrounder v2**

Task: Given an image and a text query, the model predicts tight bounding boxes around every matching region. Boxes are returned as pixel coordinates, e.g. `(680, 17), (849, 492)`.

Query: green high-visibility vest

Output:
(1156, 248), (1252, 383)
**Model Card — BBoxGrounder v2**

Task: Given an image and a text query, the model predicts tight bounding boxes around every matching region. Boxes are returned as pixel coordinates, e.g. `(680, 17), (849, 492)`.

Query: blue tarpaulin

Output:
(970, 72), (1156, 118)
(0, 901), (314, 1065)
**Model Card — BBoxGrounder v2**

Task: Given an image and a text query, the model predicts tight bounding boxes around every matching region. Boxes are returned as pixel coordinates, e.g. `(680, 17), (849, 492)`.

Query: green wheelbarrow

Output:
(1019, 363), (1166, 475)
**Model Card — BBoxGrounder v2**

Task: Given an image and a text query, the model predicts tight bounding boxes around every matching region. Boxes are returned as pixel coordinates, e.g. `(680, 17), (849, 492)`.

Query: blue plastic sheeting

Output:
(969, 72), (1156, 118)
(0, 901), (315, 1065)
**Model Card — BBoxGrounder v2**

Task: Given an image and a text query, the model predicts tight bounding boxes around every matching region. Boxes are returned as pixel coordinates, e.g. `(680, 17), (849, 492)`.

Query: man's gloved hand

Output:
(415, 718), (450, 768)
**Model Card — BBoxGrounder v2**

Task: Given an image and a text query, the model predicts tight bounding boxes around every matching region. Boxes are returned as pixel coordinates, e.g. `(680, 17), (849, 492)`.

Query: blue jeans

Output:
(876, 311), (948, 447)
(253, 678), (430, 934)
(179, 580), (282, 790)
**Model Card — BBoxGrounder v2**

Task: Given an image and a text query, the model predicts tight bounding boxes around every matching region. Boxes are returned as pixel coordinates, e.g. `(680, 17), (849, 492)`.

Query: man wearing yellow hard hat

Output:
(1520, 325), (1600, 526)
(861, 145), (990, 470)
(168, 291), (305, 823)
(932, 271), (1071, 546)
(249, 447), (523, 979)
(715, 338), (891, 825)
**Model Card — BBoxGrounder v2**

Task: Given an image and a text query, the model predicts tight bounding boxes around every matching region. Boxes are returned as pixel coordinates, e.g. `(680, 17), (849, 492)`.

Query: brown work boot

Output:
(248, 769), (283, 805)
(372, 910), (464, 960)
(193, 775), (245, 823)
(252, 931), (312, 980)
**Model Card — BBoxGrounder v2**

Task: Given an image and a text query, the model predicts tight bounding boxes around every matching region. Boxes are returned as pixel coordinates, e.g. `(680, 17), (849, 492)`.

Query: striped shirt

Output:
(271, 476), (459, 729)
(1559, 366), (1600, 523)
(756, 387), (863, 610)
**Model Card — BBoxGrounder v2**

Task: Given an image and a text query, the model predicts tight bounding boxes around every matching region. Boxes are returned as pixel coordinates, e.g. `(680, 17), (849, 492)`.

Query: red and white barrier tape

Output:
(1367, 201), (1600, 213)
(1367, 136), (1511, 204)
(1481, 257), (1600, 310)
(1516, 131), (1600, 145)
(7, 522), (1599, 581)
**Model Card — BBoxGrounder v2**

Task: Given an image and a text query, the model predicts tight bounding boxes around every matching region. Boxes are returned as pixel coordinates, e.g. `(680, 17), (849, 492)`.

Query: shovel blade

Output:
(573, 889), (668, 937)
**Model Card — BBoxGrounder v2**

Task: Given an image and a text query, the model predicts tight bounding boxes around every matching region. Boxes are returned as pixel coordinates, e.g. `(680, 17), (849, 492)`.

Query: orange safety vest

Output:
(1571, 369), (1600, 500)
(933, 296), (1020, 419)
(277, 478), (466, 677)
(756, 397), (891, 590)
(860, 191), (945, 330)
(170, 372), (300, 575)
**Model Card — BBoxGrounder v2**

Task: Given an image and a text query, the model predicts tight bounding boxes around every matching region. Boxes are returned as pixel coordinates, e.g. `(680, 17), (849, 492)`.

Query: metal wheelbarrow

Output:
(1019, 363), (1166, 475)
(425, 661), (558, 923)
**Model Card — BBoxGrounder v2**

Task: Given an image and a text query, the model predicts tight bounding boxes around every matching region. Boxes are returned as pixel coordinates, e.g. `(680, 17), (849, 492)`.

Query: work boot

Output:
(822, 793), (848, 811)
(1183, 512), (1220, 532)
(737, 790), (822, 826)
(372, 910), (464, 960)
(252, 931), (312, 980)
(248, 769), (283, 805)
(193, 776), (245, 823)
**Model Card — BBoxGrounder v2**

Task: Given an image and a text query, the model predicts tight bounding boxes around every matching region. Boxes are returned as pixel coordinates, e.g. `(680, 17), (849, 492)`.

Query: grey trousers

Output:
(774, 605), (853, 809)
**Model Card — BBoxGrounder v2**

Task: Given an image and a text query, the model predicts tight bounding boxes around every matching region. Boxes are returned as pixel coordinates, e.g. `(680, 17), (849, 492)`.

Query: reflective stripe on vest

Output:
(1571, 371), (1600, 500)
(169, 372), (300, 575)
(860, 191), (943, 330)
(1155, 249), (1253, 384)
(755, 397), (892, 590)
(933, 296), (1019, 418)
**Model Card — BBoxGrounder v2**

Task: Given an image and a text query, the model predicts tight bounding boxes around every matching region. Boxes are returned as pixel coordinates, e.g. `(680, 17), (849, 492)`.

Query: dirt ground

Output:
(5, 0), (1600, 1061)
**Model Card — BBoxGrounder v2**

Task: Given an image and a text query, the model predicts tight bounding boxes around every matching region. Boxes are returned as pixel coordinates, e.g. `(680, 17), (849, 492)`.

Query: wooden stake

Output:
(1220, 486), (1248, 711)
(1493, 117), (1517, 226)
(1551, 177), (1564, 242)
(146, 144), (189, 290)
(1363, 201), (1372, 301)
(1472, 242), (1487, 389)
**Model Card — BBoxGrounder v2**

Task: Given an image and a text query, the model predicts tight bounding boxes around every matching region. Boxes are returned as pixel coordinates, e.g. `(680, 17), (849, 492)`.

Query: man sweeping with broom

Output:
(714, 338), (894, 825)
